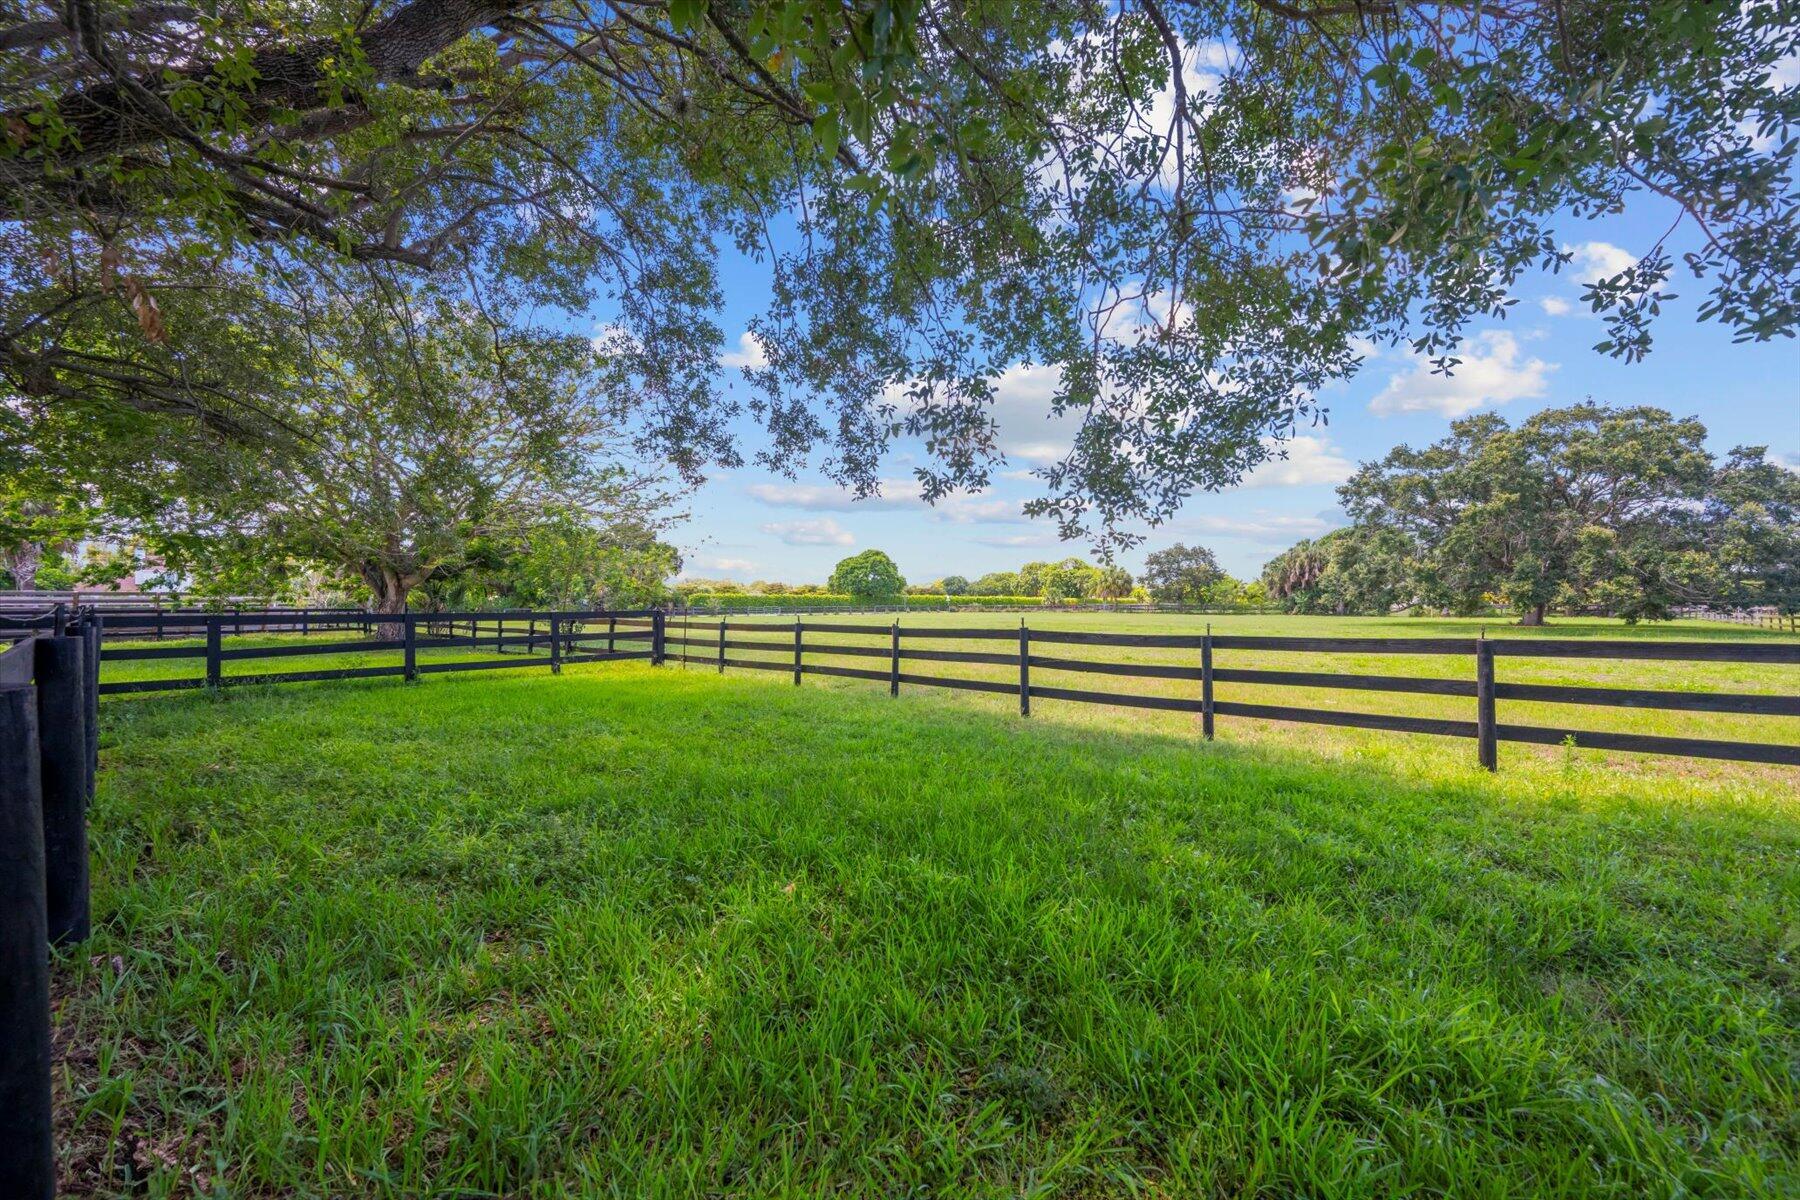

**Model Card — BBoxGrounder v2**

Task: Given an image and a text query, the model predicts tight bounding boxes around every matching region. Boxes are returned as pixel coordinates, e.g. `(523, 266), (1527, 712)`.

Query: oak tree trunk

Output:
(360, 565), (416, 641)
(0, 542), (43, 590)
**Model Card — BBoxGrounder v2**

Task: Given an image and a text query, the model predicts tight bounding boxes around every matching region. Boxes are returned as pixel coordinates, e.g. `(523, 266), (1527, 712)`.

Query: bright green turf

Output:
(60, 644), (1800, 1197)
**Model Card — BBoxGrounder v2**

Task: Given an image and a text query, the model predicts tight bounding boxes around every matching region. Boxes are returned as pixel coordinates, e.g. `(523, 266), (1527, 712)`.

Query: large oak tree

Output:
(5, 1), (1797, 547)
(112, 283), (679, 626)
(1334, 404), (1795, 622)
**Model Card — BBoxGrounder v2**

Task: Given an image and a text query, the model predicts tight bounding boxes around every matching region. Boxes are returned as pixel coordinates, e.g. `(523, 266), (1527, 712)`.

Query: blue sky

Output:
(625, 204), (1800, 588)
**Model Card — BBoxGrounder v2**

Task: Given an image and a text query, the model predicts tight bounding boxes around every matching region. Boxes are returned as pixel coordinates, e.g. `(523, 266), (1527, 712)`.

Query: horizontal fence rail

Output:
(96, 610), (662, 695)
(662, 618), (1800, 771)
(88, 607), (1799, 770)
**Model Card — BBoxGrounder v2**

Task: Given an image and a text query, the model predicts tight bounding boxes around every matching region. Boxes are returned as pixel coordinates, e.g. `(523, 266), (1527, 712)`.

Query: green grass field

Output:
(62, 615), (1800, 1196)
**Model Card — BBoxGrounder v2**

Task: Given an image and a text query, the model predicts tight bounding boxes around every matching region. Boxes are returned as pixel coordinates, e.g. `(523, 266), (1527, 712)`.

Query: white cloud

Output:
(1235, 435), (1355, 489)
(1009, 441), (1070, 466)
(1772, 449), (1800, 472)
(1736, 52), (1796, 151)
(1042, 32), (1236, 196)
(1370, 331), (1556, 418)
(1568, 240), (1638, 281)
(1539, 296), (1573, 316)
(1281, 184), (1321, 210)
(761, 518), (854, 547)
(1179, 511), (1338, 540)
(745, 478), (921, 511)
(746, 476), (1023, 525)
(591, 322), (639, 355)
(689, 556), (756, 574)
(1769, 52), (1800, 90)
(1145, 40), (1235, 160)
(879, 358), (1077, 469)
(985, 361), (1076, 466)
(934, 495), (1026, 524)
(970, 532), (1061, 549)
(721, 331), (769, 369)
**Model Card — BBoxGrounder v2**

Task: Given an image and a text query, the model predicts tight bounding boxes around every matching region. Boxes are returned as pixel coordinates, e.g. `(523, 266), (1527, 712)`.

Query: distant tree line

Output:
(1261, 404), (1799, 623)
(678, 547), (1273, 609)
(925, 558), (1138, 603)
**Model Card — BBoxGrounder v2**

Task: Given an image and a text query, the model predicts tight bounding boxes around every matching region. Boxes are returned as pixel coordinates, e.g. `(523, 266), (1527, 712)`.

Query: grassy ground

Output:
(62, 628), (1800, 1197)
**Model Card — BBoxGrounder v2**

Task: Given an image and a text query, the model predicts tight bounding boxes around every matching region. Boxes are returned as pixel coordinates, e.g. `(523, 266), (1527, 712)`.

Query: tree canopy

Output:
(110, 284), (679, 613)
(7, 1), (1797, 550)
(1140, 543), (1226, 605)
(827, 548), (905, 598)
(1266, 404), (1800, 621)
(0, 470), (103, 589)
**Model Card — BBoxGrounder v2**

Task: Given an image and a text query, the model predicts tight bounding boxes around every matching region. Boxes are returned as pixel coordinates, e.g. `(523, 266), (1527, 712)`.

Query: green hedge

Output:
(681, 593), (950, 610)
(950, 594), (1046, 607)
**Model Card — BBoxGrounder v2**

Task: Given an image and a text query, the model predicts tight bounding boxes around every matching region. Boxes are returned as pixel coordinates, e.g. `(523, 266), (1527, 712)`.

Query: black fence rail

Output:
(81, 607), (1800, 768)
(96, 609), (662, 695)
(663, 618), (1800, 771)
(1, 603), (380, 641)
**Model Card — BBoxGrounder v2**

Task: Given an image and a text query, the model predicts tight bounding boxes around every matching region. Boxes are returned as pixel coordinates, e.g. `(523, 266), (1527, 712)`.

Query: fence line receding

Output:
(66, 606), (1800, 771)
(660, 617), (1800, 771)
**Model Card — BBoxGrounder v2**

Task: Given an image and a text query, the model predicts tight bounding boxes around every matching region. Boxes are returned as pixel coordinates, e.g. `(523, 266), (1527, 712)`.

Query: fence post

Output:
(1476, 634), (1497, 771)
(607, 616), (615, 656)
(718, 618), (727, 673)
(1201, 626), (1215, 741)
(403, 613), (418, 682)
(0, 685), (53, 1200)
(1019, 621), (1030, 717)
(793, 620), (803, 685)
(890, 621), (900, 697)
(34, 636), (90, 945)
(527, 616), (536, 655)
(653, 611), (665, 665)
(550, 615), (563, 675)
(82, 612), (101, 795)
(155, 598), (164, 641)
(205, 618), (222, 689)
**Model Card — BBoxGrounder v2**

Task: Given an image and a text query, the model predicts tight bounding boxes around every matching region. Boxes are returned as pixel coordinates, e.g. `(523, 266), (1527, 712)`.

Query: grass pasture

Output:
(60, 614), (1800, 1196)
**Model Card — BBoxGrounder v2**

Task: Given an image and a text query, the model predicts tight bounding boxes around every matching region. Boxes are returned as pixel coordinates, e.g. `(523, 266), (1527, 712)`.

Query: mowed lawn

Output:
(63, 618), (1800, 1196)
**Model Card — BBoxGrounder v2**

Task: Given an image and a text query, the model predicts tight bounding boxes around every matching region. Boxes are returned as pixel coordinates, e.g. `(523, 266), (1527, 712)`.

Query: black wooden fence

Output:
(79, 608), (1800, 768)
(94, 609), (662, 695)
(2, 613), (100, 1198)
(0, 601), (378, 641)
(662, 618), (1800, 770)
